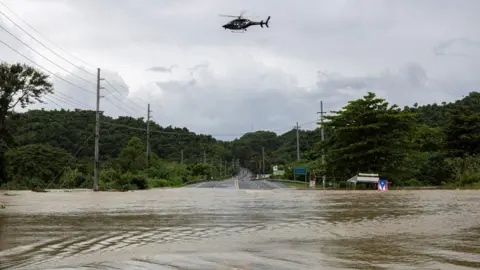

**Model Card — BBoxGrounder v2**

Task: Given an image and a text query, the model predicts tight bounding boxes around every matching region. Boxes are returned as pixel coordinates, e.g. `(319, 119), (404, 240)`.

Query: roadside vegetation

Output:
(1, 61), (479, 190)
(231, 93), (480, 189)
(0, 62), (237, 191)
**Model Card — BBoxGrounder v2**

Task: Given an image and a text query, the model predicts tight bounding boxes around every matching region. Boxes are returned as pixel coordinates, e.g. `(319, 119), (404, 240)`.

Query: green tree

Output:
(115, 136), (146, 173)
(0, 62), (53, 184)
(319, 92), (417, 183)
(4, 144), (72, 189)
(444, 93), (480, 157)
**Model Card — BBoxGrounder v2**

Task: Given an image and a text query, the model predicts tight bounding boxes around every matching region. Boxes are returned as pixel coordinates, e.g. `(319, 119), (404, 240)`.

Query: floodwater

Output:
(0, 189), (479, 270)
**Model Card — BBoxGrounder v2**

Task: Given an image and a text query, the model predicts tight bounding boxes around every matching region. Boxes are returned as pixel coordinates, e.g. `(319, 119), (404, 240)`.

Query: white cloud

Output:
(1, 0), (479, 140)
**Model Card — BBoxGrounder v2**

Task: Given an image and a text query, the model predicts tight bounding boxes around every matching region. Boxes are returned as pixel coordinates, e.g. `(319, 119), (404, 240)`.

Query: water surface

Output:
(0, 189), (479, 269)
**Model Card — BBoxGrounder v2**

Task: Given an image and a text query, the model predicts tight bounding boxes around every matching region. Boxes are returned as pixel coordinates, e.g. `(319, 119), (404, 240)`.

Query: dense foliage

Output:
(231, 92), (480, 188)
(1, 62), (479, 189)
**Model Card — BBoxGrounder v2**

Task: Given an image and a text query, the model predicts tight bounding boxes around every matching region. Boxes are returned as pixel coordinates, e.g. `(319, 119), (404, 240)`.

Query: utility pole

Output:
(181, 149), (184, 164)
(219, 158), (223, 176)
(262, 147), (265, 176)
(224, 160), (227, 176)
(146, 103), (152, 168)
(296, 122), (300, 161)
(203, 150), (206, 163)
(94, 68), (104, 191)
(318, 101), (326, 189)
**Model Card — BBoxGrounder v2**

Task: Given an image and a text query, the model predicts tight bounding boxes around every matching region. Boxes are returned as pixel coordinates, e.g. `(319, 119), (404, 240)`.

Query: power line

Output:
(49, 93), (93, 110)
(0, 23), (95, 85)
(103, 87), (142, 114)
(54, 92), (94, 109)
(0, 39), (96, 94)
(104, 79), (145, 110)
(42, 95), (63, 108)
(100, 120), (246, 137)
(103, 96), (135, 115)
(44, 132), (94, 190)
(0, 5), (96, 76)
(0, 2), (145, 114)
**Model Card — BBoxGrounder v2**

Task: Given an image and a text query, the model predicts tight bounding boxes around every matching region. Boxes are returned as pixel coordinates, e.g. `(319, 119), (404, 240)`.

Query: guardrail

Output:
(182, 176), (233, 186)
(254, 178), (307, 184)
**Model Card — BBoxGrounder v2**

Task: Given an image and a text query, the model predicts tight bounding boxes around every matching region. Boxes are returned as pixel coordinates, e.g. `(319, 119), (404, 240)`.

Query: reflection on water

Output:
(0, 189), (479, 269)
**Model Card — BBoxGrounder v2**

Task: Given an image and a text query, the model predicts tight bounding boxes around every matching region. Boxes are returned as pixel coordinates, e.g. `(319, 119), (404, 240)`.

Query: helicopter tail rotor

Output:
(265, 16), (270, 28)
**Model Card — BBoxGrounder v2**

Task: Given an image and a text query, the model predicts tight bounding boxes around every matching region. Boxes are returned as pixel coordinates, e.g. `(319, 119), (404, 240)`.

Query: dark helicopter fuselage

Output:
(222, 16), (270, 31)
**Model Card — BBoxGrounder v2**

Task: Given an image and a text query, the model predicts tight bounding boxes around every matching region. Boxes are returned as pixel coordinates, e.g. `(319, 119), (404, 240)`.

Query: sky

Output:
(1, 0), (479, 140)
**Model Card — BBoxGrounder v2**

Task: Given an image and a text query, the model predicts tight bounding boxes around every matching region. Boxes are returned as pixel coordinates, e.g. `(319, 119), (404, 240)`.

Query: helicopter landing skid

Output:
(230, 30), (246, 33)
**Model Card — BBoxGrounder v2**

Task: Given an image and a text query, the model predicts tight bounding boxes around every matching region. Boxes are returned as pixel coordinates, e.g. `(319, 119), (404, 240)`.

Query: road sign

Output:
(294, 166), (307, 175)
(378, 179), (388, 191)
(309, 180), (316, 188)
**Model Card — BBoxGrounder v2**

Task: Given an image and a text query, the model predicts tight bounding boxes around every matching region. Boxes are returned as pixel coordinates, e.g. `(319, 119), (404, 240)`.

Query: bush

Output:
(405, 178), (423, 187)
(131, 174), (148, 190)
(149, 178), (169, 188)
(446, 155), (480, 187)
(99, 168), (121, 190)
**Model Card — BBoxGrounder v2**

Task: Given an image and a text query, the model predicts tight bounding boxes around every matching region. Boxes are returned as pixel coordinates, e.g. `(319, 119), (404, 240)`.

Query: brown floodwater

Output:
(0, 188), (479, 269)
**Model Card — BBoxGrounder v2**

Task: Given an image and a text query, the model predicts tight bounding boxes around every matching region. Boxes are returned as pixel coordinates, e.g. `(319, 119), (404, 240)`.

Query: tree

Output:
(0, 62), (53, 184)
(115, 136), (146, 173)
(4, 144), (72, 189)
(319, 92), (417, 183)
(444, 93), (480, 157)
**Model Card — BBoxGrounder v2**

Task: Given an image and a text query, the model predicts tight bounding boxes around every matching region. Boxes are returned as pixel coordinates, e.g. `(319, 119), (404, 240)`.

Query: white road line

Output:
(269, 181), (284, 189)
(195, 182), (207, 188)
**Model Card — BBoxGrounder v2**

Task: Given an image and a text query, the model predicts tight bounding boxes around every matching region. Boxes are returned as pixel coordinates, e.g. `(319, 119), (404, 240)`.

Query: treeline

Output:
(0, 62), (237, 190)
(2, 62), (479, 189)
(1, 108), (239, 190)
(230, 92), (480, 188)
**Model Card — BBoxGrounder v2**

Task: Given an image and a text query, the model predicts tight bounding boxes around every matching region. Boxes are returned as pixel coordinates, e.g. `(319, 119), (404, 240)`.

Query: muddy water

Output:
(0, 189), (479, 269)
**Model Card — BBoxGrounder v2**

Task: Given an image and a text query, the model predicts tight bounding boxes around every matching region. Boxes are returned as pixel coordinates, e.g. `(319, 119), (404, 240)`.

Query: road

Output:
(187, 169), (291, 190)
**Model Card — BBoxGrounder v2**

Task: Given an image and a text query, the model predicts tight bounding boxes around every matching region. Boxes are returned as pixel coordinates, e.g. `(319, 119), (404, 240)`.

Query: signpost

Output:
(294, 166), (307, 176)
(378, 179), (388, 191)
(294, 166), (308, 187)
(309, 173), (316, 188)
(272, 165), (285, 176)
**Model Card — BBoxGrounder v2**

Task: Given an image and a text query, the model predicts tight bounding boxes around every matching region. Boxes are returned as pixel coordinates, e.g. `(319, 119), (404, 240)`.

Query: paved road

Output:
(187, 169), (291, 190)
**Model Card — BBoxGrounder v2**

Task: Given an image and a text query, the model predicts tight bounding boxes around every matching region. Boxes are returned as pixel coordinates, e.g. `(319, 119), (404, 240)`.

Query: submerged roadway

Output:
(187, 168), (291, 190)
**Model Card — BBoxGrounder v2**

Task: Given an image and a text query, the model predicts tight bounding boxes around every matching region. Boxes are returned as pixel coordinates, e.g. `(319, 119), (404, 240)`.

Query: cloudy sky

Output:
(1, 0), (479, 140)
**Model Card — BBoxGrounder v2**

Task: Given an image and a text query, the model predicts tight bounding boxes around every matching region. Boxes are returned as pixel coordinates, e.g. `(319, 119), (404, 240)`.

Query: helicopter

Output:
(220, 12), (271, 33)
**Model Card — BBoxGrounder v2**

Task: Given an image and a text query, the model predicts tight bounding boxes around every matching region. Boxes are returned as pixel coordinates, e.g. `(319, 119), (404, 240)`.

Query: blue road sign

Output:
(378, 179), (388, 191)
(294, 166), (307, 175)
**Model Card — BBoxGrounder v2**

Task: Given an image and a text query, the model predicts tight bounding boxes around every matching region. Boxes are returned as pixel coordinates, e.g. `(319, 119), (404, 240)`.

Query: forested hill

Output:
(6, 109), (232, 164)
(7, 91), (480, 178)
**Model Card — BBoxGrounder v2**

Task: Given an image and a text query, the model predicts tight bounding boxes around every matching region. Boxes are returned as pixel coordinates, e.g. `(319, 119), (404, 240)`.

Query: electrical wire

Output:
(0, 23), (95, 85)
(0, 2), (156, 115)
(44, 132), (94, 190)
(0, 39), (96, 94)
(100, 120), (246, 137)
(103, 87), (142, 114)
(0, 2), (146, 112)
(104, 79), (145, 110)
(0, 5), (96, 76)
(42, 95), (63, 108)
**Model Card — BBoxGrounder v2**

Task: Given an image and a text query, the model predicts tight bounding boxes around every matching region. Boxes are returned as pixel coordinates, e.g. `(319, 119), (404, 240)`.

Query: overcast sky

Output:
(1, 0), (479, 140)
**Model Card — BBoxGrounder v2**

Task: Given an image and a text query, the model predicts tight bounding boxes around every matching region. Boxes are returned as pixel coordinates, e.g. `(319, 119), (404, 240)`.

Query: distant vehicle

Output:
(220, 12), (270, 33)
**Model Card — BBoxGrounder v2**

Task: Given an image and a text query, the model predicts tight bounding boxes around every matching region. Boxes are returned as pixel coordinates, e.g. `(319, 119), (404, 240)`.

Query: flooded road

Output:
(0, 189), (479, 269)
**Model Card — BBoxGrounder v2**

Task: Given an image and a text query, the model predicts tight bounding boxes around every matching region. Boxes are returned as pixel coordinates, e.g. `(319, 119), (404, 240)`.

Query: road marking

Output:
(195, 182), (206, 188)
(269, 181), (284, 189)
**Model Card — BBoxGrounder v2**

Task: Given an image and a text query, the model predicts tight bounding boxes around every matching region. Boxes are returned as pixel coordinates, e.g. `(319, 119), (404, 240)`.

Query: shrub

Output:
(149, 178), (169, 188)
(131, 174), (148, 190)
